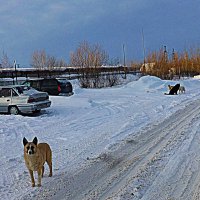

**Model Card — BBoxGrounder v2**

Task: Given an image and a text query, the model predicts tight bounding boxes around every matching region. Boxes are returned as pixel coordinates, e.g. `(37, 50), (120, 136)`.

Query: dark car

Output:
(23, 78), (73, 96)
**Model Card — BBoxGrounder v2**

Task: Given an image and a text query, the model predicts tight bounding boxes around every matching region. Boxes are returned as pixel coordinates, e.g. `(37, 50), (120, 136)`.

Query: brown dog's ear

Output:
(23, 137), (28, 146)
(32, 137), (38, 145)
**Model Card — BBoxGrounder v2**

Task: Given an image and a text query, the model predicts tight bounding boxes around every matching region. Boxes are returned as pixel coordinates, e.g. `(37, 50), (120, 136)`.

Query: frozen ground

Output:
(1, 75), (200, 199)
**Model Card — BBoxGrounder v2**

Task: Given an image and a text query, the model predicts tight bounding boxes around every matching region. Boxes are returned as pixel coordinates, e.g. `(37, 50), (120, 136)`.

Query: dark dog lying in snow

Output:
(168, 85), (185, 94)
(165, 84), (180, 95)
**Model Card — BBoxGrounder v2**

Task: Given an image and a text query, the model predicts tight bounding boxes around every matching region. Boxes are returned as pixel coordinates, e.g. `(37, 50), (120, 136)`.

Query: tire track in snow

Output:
(40, 99), (135, 172)
(108, 99), (200, 200)
(95, 100), (200, 200)
(138, 111), (200, 200)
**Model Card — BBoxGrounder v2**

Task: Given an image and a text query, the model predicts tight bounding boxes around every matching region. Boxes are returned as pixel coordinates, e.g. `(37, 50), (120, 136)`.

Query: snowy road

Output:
(22, 99), (200, 200)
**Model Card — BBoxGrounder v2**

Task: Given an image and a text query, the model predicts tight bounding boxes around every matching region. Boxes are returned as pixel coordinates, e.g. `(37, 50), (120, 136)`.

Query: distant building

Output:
(140, 62), (155, 72)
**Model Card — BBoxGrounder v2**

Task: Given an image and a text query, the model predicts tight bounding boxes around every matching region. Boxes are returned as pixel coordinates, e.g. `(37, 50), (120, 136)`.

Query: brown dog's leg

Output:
(28, 169), (35, 187)
(47, 160), (52, 177)
(46, 150), (53, 177)
(37, 168), (42, 187)
(42, 166), (44, 178)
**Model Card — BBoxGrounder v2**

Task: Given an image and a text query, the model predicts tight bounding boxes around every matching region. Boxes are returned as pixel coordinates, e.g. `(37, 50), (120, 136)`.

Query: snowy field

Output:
(1, 75), (200, 199)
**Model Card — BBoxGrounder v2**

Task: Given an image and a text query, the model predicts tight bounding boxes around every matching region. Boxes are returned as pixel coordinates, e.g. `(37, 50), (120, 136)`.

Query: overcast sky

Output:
(0, 0), (200, 67)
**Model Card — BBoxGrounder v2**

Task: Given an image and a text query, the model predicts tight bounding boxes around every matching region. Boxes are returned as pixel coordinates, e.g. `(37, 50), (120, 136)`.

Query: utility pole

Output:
(172, 48), (175, 61)
(122, 44), (126, 79)
(122, 44), (126, 67)
(142, 28), (146, 67)
(164, 46), (168, 63)
(14, 60), (17, 84)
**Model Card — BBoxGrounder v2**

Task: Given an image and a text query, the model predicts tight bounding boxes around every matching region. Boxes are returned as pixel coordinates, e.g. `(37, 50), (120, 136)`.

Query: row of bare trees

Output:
(142, 47), (200, 79)
(3, 42), (200, 82)
(31, 50), (67, 69)
(0, 50), (67, 69)
(31, 41), (109, 71)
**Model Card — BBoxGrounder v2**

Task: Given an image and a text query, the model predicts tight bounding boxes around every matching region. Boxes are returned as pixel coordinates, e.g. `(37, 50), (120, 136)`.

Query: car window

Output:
(57, 79), (67, 83)
(31, 81), (40, 88)
(0, 88), (11, 97)
(23, 81), (31, 87)
(12, 89), (18, 96)
(43, 79), (57, 86)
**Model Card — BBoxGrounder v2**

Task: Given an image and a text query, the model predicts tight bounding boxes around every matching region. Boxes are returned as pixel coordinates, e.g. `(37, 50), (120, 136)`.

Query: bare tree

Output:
(70, 41), (109, 67)
(70, 41), (121, 88)
(46, 55), (57, 70)
(31, 50), (47, 69)
(1, 51), (12, 68)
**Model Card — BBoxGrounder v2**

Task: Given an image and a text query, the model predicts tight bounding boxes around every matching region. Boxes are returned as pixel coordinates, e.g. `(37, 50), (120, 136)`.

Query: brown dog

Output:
(23, 137), (52, 187)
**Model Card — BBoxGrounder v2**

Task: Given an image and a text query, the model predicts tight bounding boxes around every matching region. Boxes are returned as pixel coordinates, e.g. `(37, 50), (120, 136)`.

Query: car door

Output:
(0, 88), (12, 112)
(41, 79), (58, 95)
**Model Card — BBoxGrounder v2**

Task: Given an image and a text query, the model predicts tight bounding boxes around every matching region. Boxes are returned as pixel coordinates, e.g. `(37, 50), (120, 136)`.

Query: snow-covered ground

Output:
(1, 75), (200, 200)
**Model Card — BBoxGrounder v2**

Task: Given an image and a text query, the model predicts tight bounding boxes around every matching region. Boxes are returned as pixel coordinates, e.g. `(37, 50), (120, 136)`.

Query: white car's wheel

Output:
(9, 106), (19, 115)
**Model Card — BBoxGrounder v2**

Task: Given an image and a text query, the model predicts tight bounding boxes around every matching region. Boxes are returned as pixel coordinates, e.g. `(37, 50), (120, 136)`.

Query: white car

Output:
(0, 85), (51, 115)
